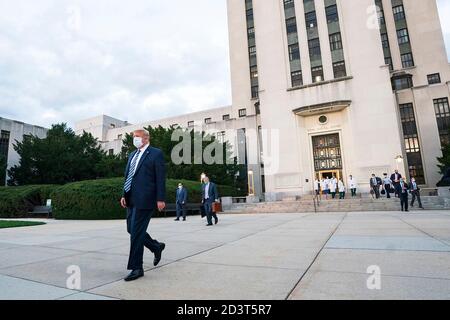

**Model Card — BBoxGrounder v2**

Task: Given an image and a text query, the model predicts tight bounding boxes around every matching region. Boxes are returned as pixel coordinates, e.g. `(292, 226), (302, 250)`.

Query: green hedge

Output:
(0, 185), (58, 218)
(51, 178), (240, 220)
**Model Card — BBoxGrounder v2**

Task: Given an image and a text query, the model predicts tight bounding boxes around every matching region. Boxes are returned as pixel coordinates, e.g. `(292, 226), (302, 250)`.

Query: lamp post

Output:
(395, 155), (404, 171)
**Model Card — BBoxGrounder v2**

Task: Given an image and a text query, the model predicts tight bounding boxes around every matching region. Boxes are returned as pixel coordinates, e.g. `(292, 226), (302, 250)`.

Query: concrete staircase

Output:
(226, 195), (449, 214)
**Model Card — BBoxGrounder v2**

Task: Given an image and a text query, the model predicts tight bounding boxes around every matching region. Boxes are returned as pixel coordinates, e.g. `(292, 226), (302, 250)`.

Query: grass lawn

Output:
(0, 220), (46, 229)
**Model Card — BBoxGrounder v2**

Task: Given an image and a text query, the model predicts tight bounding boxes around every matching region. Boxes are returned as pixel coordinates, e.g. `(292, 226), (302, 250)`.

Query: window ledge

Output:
(287, 76), (353, 92)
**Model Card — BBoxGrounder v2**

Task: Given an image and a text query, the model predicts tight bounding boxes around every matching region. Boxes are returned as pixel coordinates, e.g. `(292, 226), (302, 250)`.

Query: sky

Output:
(0, 0), (449, 129)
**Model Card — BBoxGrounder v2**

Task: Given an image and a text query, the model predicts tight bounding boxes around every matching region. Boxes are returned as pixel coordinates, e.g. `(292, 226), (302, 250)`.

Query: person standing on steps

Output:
(348, 175), (357, 197)
(329, 175), (337, 199)
(338, 178), (346, 199)
(410, 177), (424, 209)
(175, 182), (188, 221)
(370, 174), (382, 199)
(390, 170), (403, 198)
(399, 177), (410, 212)
(382, 173), (393, 199)
(202, 175), (219, 226)
(120, 129), (166, 282)
(323, 176), (330, 200)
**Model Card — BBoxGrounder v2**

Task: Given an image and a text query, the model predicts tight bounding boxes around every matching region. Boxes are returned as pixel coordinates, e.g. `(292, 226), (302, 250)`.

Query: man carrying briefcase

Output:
(201, 175), (220, 226)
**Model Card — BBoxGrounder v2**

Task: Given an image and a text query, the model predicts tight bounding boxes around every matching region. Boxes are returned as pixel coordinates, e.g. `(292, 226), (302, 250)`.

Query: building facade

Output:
(76, 0), (450, 200)
(0, 117), (48, 185)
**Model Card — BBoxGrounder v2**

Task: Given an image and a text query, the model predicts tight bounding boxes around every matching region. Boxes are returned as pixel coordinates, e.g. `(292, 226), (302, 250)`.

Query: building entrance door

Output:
(312, 133), (343, 180)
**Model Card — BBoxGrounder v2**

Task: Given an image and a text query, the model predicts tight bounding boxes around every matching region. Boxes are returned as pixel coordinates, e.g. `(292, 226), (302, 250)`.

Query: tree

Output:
(121, 125), (247, 194)
(8, 123), (107, 185)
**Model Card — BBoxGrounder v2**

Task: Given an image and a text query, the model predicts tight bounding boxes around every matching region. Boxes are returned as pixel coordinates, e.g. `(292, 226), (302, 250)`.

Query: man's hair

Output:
(133, 129), (150, 138)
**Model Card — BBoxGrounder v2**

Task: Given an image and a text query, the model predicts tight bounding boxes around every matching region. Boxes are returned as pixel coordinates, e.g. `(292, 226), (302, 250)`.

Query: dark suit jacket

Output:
(369, 177), (382, 187)
(202, 182), (219, 202)
(176, 187), (188, 204)
(390, 173), (402, 183)
(123, 146), (166, 210)
(399, 182), (410, 195)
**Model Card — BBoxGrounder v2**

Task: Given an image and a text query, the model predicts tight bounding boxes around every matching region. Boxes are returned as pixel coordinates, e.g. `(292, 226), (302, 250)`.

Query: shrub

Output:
(51, 178), (240, 220)
(0, 185), (58, 218)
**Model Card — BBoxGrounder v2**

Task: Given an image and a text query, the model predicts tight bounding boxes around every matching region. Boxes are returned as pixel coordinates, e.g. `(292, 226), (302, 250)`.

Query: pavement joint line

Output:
(86, 213), (319, 295)
(56, 290), (121, 301)
(180, 259), (307, 272)
(0, 273), (82, 294)
(301, 268), (450, 282)
(285, 212), (348, 300)
(323, 247), (450, 253)
(389, 214), (450, 249)
(0, 251), (88, 271)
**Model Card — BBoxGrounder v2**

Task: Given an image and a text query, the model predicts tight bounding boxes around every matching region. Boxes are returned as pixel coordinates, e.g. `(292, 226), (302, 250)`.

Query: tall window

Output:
(393, 5), (405, 21)
(397, 28), (409, 44)
(434, 98), (450, 146)
(0, 130), (10, 160)
(312, 66), (324, 83)
(381, 33), (389, 48)
(291, 70), (303, 87)
(401, 53), (414, 68)
(399, 103), (425, 184)
(308, 38), (321, 59)
(333, 61), (346, 78)
(305, 11), (317, 29)
(286, 17), (297, 34)
(329, 33), (342, 51)
(385, 57), (393, 71)
(325, 5), (338, 23)
(288, 43), (300, 61)
(246, 0), (259, 99)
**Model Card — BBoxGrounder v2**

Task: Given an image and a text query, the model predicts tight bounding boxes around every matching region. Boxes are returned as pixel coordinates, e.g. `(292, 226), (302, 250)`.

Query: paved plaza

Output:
(0, 210), (449, 300)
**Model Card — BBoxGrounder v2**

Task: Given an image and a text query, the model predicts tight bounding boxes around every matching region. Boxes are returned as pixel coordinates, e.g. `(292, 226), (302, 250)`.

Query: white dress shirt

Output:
(131, 144), (149, 175)
(205, 183), (210, 199)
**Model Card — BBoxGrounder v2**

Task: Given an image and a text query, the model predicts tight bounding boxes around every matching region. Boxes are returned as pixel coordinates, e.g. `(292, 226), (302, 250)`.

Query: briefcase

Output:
(212, 202), (222, 213)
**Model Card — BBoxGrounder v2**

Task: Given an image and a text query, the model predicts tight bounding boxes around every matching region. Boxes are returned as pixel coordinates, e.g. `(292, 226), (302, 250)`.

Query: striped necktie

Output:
(124, 150), (141, 193)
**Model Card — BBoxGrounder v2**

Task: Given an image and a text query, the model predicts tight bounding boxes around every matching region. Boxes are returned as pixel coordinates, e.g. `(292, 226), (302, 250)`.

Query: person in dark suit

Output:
(369, 174), (382, 199)
(399, 178), (410, 212)
(390, 170), (402, 198)
(201, 175), (219, 226)
(175, 183), (188, 221)
(120, 129), (166, 282)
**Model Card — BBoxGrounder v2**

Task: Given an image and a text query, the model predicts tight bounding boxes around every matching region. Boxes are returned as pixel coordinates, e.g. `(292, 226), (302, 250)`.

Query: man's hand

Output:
(157, 201), (166, 212)
(120, 197), (127, 209)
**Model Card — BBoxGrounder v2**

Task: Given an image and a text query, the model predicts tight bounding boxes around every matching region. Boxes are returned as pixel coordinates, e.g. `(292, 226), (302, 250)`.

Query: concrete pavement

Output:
(0, 211), (449, 300)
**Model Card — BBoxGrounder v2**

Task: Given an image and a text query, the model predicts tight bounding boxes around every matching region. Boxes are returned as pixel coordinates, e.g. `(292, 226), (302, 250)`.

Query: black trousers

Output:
(372, 186), (380, 199)
(411, 190), (423, 208)
(204, 199), (218, 225)
(351, 188), (357, 197)
(126, 207), (161, 270)
(384, 184), (391, 198)
(176, 202), (187, 219)
(400, 193), (409, 211)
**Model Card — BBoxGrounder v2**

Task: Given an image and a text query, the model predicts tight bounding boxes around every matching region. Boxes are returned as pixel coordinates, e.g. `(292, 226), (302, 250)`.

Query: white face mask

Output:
(133, 137), (144, 149)
(178, 185), (182, 189)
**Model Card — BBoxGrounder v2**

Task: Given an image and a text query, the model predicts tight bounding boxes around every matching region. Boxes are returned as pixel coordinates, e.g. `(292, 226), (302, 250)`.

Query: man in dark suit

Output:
(175, 182), (188, 221)
(120, 129), (166, 282)
(410, 177), (424, 209)
(390, 170), (402, 198)
(201, 175), (219, 226)
(369, 174), (382, 199)
(399, 178), (410, 212)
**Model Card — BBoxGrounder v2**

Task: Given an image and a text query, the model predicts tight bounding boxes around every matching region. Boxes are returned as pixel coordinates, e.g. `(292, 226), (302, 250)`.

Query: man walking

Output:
(120, 129), (166, 282)
(399, 178), (410, 212)
(410, 177), (424, 209)
(382, 173), (393, 199)
(175, 183), (188, 221)
(390, 170), (402, 198)
(370, 174), (381, 199)
(348, 175), (357, 197)
(202, 175), (219, 226)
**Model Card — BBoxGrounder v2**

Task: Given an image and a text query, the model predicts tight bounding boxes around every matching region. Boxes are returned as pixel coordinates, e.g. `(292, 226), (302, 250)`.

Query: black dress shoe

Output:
(214, 217), (218, 225)
(174, 218), (180, 221)
(183, 218), (186, 221)
(154, 243), (165, 266)
(124, 269), (144, 282)
(206, 223), (213, 226)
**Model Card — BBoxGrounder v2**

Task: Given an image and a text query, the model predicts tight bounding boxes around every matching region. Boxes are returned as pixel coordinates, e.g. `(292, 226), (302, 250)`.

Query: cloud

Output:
(0, 0), (231, 128)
